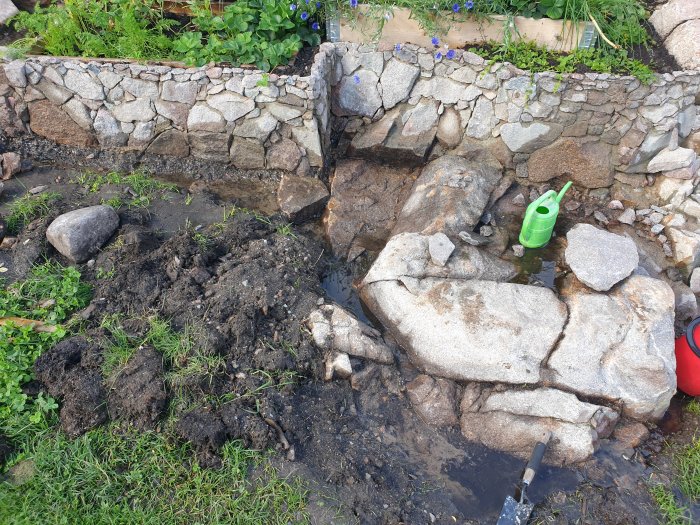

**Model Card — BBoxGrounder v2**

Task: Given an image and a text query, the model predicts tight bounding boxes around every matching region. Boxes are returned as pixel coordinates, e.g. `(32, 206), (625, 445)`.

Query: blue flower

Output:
(312, 22), (320, 30)
(305, 0), (310, 4)
(431, 36), (439, 46)
(316, 1), (321, 6)
(446, 49), (456, 59)
(350, 0), (358, 7)
(453, 3), (460, 12)
(301, 11), (309, 20)
(395, 43), (401, 52)
(435, 51), (443, 60)
(464, 1), (474, 9)
(353, 74), (360, 84)
(290, 4), (297, 11)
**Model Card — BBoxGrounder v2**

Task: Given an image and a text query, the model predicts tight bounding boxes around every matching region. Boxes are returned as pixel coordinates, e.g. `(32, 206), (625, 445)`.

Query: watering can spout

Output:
(556, 181), (573, 204)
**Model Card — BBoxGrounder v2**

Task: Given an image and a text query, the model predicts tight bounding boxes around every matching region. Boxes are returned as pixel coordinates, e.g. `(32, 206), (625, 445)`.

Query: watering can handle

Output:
(520, 190), (556, 244)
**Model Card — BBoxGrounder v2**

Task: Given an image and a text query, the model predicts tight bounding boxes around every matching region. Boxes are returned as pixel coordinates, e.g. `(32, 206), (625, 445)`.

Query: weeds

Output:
(5, 192), (61, 234)
(0, 262), (91, 432)
(473, 40), (654, 83)
(0, 425), (309, 524)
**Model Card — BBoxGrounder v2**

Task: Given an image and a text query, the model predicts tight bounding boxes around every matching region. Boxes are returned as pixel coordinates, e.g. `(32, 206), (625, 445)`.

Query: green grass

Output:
(686, 399), (700, 416)
(0, 425), (309, 525)
(73, 169), (179, 210)
(649, 485), (691, 525)
(0, 262), (91, 436)
(5, 192), (61, 234)
(675, 437), (700, 500)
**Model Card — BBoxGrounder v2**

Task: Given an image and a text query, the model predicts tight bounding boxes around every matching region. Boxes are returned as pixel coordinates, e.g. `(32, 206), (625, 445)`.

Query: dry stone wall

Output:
(1, 42), (699, 186)
(333, 43), (700, 188)
(0, 45), (337, 175)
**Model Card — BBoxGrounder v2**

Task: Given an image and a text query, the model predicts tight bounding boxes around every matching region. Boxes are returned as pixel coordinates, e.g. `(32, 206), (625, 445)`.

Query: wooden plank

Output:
(339, 6), (586, 52)
(162, 0), (233, 16)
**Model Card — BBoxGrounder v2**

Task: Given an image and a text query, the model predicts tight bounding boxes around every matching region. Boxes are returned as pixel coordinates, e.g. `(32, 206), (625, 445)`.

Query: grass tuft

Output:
(649, 484), (691, 525)
(5, 192), (61, 234)
(675, 437), (700, 500)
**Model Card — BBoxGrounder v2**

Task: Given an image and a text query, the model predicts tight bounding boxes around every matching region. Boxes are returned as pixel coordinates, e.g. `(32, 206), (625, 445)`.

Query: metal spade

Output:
(496, 432), (552, 525)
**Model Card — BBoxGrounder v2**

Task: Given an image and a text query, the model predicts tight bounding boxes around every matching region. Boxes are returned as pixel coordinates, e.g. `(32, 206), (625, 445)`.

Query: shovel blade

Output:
(496, 495), (534, 525)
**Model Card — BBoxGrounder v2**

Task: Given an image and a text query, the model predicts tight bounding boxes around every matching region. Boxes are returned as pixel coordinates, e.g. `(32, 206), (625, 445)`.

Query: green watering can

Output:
(519, 181), (572, 249)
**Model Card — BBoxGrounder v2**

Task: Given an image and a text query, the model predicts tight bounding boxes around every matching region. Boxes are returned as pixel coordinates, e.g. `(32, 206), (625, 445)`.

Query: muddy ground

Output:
(0, 162), (698, 524)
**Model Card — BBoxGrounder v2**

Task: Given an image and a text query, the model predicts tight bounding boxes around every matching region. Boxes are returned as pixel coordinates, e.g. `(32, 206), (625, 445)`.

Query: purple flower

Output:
(431, 36), (439, 46)
(350, 0), (358, 7)
(464, 1), (474, 9)
(301, 11), (309, 20)
(305, 0), (310, 4)
(290, 3), (297, 10)
(452, 3), (460, 12)
(395, 43), (401, 52)
(435, 51), (443, 60)
(446, 49), (456, 59)
(312, 22), (320, 30)
(353, 74), (360, 84)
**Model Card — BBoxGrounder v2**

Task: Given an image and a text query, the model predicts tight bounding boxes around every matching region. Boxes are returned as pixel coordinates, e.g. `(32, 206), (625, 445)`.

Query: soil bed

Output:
(0, 162), (698, 524)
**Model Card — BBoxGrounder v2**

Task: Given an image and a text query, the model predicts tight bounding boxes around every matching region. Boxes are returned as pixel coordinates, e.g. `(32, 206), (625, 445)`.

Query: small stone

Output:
(647, 147), (697, 173)
(28, 185), (48, 195)
(618, 208), (637, 225)
(512, 244), (525, 257)
(689, 268), (700, 294)
(608, 200), (624, 210)
(651, 224), (665, 235)
(428, 232), (455, 267)
(565, 223), (639, 292)
(406, 375), (458, 427)
(512, 193), (526, 206)
(594, 211), (609, 225)
(46, 205), (120, 263)
(277, 175), (329, 223)
(480, 225), (494, 237)
(565, 200), (581, 212)
(1, 152), (21, 180)
(0, 236), (18, 250)
(324, 352), (352, 381)
(613, 421), (649, 449)
(458, 230), (490, 246)
(671, 281), (698, 321)
(649, 212), (664, 225)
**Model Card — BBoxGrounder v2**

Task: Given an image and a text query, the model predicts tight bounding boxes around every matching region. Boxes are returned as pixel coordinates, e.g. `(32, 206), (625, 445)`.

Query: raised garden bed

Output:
(333, 5), (594, 51)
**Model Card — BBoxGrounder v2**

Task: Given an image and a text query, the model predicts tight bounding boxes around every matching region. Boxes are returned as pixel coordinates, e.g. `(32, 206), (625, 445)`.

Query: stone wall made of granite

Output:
(1, 42), (699, 185)
(332, 43), (700, 188)
(0, 46), (337, 175)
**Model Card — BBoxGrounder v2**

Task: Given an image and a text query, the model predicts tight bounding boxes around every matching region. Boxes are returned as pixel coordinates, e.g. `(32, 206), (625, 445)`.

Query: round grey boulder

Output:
(47, 205), (120, 263)
(565, 223), (639, 291)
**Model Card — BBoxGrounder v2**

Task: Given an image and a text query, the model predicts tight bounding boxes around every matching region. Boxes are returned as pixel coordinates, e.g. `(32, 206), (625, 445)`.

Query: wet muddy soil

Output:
(1, 166), (698, 524)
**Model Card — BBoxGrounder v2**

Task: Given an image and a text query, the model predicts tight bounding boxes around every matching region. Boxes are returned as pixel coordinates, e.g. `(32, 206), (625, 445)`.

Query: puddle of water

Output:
(445, 448), (580, 519)
(321, 266), (372, 325)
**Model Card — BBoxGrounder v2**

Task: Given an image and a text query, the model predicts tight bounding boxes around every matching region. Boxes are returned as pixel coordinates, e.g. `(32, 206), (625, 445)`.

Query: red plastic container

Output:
(675, 317), (700, 396)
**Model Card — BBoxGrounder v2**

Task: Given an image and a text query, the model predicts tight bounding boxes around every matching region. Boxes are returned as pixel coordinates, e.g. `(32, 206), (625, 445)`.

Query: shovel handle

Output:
(522, 432), (551, 486)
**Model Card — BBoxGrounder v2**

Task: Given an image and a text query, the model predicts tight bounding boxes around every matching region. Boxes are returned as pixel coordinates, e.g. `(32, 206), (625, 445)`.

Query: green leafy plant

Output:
(12, 0), (178, 60)
(0, 262), (91, 431)
(174, 0), (322, 70)
(472, 40), (654, 83)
